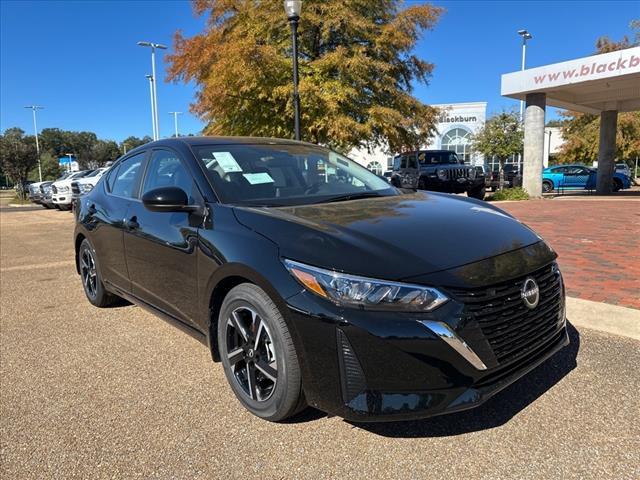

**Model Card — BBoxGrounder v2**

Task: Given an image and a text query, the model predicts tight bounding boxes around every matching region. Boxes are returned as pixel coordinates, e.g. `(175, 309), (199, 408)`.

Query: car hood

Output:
(233, 191), (544, 280)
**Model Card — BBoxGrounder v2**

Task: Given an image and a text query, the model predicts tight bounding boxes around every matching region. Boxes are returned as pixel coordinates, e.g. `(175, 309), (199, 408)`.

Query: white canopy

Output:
(502, 46), (640, 114)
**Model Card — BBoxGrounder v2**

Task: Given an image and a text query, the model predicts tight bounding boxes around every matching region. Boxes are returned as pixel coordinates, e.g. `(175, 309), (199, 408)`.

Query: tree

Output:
(0, 128), (38, 197)
(556, 24), (640, 165)
(120, 136), (152, 154)
(167, 0), (442, 152)
(90, 140), (121, 168)
(31, 152), (63, 181)
(471, 111), (523, 190)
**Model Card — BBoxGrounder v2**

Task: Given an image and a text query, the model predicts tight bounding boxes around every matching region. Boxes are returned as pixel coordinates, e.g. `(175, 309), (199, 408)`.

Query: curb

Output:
(566, 296), (640, 341)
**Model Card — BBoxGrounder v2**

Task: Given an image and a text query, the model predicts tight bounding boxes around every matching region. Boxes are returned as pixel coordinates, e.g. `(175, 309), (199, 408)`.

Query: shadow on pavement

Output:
(349, 322), (580, 438)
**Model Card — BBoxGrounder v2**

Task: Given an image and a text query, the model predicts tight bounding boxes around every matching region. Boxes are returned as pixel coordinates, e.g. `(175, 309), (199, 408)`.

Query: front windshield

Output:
(193, 143), (396, 206)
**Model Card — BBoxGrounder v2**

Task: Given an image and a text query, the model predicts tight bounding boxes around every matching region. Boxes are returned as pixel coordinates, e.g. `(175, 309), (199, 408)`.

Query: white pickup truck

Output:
(70, 167), (109, 210)
(51, 170), (97, 210)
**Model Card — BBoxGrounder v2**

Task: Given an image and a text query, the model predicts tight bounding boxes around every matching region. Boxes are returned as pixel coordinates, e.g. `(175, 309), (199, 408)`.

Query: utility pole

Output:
(65, 153), (74, 173)
(24, 105), (44, 181)
(146, 74), (157, 140)
(517, 30), (533, 122)
(138, 41), (167, 139)
(168, 111), (182, 137)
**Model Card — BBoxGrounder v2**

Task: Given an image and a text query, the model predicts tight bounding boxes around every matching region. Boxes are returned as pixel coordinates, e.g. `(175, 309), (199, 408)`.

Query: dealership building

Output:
(349, 101), (506, 173)
(349, 101), (565, 174)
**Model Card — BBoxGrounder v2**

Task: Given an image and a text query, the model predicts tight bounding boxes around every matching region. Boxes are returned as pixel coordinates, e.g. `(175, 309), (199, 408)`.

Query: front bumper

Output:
(284, 247), (567, 422)
(423, 177), (485, 194)
(52, 192), (72, 205)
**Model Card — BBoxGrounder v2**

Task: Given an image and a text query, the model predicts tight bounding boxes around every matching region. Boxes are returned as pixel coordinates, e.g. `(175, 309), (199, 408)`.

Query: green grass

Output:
(487, 187), (530, 201)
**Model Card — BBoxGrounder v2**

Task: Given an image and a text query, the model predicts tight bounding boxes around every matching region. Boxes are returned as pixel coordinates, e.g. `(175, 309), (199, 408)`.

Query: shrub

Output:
(487, 187), (530, 201)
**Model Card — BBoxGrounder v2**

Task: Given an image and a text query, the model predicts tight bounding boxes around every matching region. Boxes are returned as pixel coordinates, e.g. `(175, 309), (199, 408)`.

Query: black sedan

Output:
(74, 137), (568, 422)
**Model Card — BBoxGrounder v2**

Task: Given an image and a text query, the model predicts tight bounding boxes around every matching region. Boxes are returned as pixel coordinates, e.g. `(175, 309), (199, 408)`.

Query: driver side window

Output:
(143, 150), (195, 202)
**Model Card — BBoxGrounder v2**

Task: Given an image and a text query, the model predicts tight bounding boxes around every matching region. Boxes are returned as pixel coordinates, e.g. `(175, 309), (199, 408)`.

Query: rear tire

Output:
(218, 283), (305, 422)
(78, 239), (118, 307)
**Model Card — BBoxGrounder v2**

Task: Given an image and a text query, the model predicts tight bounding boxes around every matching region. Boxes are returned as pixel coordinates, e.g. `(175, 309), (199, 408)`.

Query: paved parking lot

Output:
(500, 197), (640, 309)
(1, 207), (639, 479)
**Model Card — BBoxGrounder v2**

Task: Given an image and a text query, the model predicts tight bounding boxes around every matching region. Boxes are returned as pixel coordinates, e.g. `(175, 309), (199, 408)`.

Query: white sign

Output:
(502, 47), (640, 95)
(243, 172), (274, 185)
(212, 152), (243, 173)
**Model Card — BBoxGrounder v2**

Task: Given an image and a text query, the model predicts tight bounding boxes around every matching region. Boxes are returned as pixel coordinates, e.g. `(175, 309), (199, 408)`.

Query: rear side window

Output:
(106, 164), (120, 192)
(109, 152), (144, 198)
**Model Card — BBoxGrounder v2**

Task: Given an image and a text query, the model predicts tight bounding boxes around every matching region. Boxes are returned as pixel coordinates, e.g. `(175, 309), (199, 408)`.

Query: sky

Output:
(1, 0), (638, 143)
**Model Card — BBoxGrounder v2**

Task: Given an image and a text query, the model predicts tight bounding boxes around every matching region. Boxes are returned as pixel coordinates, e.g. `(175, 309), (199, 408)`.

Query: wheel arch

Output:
(205, 264), (293, 363)
(74, 232), (86, 274)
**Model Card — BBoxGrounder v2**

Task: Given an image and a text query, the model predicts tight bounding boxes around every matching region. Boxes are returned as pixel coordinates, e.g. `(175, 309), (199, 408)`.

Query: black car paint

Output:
(75, 137), (568, 422)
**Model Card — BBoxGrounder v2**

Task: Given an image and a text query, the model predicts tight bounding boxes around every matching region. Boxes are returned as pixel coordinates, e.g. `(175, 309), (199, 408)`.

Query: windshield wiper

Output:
(322, 191), (384, 203)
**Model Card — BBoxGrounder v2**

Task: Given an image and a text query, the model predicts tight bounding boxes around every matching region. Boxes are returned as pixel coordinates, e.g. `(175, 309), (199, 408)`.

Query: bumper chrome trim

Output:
(418, 320), (488, 371)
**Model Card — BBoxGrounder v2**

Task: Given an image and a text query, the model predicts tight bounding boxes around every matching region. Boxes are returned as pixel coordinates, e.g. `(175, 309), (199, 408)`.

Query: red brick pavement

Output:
(499, 199), (640, 310)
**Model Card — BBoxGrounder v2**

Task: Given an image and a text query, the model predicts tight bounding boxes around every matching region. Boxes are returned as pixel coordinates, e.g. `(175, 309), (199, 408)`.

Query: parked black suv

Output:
(390, 150), (486, 199)
(75, 137), (568, 423)
(486, 163), (522, 191)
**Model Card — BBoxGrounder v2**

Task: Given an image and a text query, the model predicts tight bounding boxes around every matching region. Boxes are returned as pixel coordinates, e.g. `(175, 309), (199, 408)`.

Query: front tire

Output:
(78, 239), (118, 307)
(612, 179), (622, 192)
(218, 283), (304, 422)
(542, 180), (553, 193)
(468, 185), (485, 200)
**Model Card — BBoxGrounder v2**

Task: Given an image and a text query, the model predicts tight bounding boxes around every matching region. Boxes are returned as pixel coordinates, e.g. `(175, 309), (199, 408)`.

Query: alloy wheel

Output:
(225, 306), (278, 402)
(80, 248), (97, 299)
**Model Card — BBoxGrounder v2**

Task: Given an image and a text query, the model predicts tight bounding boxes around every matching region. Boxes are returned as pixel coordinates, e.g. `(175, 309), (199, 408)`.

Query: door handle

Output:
(125, 216), (139, 230)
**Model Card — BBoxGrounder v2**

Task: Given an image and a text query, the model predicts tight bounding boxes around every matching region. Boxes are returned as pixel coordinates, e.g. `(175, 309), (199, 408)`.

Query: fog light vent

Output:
(336, 329), (366, 403)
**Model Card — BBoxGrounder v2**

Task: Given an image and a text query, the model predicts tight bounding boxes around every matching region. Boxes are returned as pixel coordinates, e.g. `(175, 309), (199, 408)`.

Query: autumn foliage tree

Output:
(471, 111), (523, 190)
(167, 0), (443, 152)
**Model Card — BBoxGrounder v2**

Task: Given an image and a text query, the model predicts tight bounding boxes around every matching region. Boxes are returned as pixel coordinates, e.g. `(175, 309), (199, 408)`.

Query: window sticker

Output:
(243, 172), (275, 185)
(212, 152), (243, 173)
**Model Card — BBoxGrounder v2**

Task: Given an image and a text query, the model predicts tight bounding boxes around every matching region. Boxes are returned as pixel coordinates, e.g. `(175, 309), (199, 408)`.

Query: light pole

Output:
(138, 41), (167, 139)
(517, 29), (533, 122)
(65, 153), (74, 173)
(284, 1), (302, 141)
(24, 105), (44, 182)
(146, 74), (157, 140)
(168, 111), (182, 137)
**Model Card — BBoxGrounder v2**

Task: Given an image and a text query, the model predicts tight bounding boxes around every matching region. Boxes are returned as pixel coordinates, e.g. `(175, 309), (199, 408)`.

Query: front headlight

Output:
(284, 259), (448, 312)
(468, 168), (476, 179)
(437, 168), (447, 180)
(81, 183), (94, 193)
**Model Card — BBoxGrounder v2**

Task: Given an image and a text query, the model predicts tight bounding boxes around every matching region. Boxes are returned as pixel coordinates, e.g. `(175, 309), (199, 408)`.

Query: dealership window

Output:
(441, 127), (473, 163)
(366, 161), (383, 175)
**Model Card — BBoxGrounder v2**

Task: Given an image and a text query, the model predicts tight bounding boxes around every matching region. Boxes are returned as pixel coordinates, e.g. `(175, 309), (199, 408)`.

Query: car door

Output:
(123, 148), (202, 326)
(571, 166), (590, 188)
(89, 152), (146, 293)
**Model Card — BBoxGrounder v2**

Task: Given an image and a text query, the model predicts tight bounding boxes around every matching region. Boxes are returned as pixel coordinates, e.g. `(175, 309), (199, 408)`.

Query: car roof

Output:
(120, 136), (320, 159)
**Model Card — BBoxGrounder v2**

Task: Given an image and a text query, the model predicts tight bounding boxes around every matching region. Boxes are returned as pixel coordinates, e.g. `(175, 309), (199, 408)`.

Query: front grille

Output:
(71, 182), (80, 194)
(51, 184), (58, 194)
(449, 263), (563, 366)
(446, 167), (472, 180)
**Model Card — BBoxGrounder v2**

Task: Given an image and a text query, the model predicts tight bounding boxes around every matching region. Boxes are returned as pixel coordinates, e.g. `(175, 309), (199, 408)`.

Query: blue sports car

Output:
(542, 164), (631, 193)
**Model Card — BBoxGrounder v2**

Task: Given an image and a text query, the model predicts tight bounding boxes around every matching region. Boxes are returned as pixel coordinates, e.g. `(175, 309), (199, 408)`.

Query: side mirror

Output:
(142, 187), (201, 213)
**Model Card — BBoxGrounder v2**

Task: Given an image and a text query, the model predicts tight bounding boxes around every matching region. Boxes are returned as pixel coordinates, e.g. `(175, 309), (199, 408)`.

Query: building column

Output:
(522, 93), (546, 197)
(596, 110), (618, 195)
